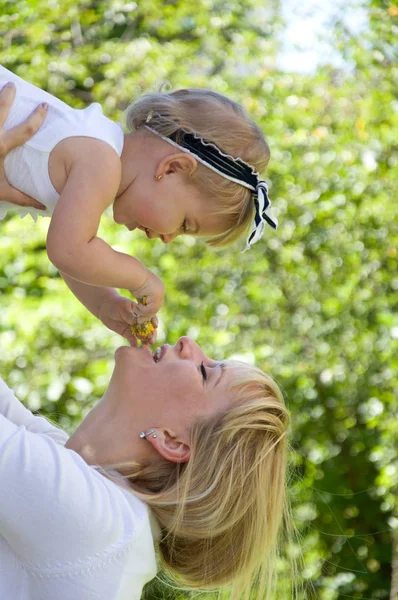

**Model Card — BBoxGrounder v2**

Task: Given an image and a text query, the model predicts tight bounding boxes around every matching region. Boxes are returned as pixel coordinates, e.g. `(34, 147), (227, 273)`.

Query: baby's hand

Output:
(130, 270), (165, 322)
(98, 294), (158, 346)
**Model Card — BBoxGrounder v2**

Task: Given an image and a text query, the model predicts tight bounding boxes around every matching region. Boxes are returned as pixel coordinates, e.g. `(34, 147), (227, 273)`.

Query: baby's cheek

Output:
(149, 210), (180, 233)
(134, 190), (181, 232)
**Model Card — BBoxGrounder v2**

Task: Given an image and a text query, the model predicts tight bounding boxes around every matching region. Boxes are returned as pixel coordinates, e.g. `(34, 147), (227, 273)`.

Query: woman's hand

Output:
(0, 81), (47, 210)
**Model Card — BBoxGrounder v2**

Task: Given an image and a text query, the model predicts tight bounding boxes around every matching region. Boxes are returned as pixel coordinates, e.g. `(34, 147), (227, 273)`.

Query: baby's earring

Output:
(154, 174), (162, 181)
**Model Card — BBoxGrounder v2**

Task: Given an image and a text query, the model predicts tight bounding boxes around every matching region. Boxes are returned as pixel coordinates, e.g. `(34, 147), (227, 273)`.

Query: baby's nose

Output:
(161, 232), (177, 244)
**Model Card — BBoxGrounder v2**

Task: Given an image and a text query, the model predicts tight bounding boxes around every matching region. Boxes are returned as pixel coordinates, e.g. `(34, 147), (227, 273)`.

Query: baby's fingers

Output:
(118, 299), (140, 325)
(147, 317), (159, 345)
(135, 297), (161, 320)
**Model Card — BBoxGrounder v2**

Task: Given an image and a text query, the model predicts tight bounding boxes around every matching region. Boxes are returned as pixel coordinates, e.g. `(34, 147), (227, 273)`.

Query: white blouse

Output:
(0, 376), (160, 600)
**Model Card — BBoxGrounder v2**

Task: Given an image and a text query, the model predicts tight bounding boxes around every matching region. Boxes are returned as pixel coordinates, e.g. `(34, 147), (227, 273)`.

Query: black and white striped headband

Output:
(144, 115), (278, 251)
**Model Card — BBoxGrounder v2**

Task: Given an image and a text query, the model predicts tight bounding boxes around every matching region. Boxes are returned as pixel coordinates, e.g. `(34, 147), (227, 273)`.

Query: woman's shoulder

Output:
(0, 417), (154, 567)
(92, 467), (151, 524)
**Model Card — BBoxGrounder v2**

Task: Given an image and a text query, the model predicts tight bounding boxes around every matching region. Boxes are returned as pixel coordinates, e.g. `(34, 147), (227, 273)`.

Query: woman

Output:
(0, 94), (292, 600)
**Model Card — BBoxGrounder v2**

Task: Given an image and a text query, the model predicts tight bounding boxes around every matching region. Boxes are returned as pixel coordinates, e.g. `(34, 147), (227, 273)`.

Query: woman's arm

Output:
(0, 413), (141, 565)
(0, 377), (68, 443)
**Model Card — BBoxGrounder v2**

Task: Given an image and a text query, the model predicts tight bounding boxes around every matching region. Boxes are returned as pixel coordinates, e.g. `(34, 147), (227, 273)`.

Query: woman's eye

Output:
(200, 361), (207, 382)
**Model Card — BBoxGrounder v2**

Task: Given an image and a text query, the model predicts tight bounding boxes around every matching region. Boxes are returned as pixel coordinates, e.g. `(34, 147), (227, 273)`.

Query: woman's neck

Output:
(65, 395), (158, 467)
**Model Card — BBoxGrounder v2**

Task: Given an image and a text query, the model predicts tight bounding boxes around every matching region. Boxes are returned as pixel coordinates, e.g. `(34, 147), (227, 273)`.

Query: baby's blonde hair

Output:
(101, 360), (293, 599)
(125, 89), (270, 247)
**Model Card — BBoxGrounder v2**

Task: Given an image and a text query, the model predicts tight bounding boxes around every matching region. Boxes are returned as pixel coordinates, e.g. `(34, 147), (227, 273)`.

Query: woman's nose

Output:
(177, 336), (199, 359)
(176, 337), (213, 365)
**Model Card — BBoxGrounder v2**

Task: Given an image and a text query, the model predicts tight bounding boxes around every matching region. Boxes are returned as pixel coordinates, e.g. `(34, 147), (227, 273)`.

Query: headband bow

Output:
(243, 180), (277, 252)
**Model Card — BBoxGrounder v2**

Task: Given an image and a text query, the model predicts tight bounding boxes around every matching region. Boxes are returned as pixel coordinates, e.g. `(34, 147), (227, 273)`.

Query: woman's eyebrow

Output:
(214, 363), (225, 388)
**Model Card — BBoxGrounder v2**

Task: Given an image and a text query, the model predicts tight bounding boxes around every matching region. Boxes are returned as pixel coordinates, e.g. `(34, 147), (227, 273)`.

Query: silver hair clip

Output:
(145, 110), (153, 123)
(139, 429), (157, 439)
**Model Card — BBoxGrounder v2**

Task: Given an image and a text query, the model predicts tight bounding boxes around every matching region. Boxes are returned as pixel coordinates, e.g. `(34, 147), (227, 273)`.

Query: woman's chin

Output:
(114, 346), (134, 359)
(114, 345), (154, 368)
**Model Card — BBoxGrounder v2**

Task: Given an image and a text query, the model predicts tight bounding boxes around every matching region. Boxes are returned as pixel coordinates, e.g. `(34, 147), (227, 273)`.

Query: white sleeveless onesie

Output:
(0, 65), (124, 221)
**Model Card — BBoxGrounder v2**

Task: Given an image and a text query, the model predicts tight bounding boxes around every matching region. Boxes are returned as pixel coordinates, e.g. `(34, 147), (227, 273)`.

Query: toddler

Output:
(0, 65), (277, 343)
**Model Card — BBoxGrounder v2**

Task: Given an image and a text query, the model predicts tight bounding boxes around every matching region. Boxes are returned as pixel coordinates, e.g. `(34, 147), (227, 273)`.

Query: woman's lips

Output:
(153, 345), (167, 363)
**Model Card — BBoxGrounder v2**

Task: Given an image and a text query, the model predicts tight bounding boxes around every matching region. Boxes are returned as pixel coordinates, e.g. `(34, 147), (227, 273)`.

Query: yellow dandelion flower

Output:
(131, 296), (154, 342)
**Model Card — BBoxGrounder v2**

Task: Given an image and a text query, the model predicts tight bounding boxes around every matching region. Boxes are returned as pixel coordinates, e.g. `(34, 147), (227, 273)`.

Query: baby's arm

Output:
(47, 138), (147, 289)
(60, 271), (122, 319)
(59, 271), (150, 345)
(46, 138), (163, 311)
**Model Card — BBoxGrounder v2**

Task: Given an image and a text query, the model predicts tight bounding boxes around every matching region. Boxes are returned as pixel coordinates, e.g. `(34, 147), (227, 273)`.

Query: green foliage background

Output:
(0, 0), (397, 598)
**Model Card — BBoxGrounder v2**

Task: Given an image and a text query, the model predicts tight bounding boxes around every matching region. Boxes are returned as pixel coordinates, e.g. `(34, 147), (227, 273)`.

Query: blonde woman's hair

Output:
(125, 89), (270, 247)
(100, 360), (294, 599)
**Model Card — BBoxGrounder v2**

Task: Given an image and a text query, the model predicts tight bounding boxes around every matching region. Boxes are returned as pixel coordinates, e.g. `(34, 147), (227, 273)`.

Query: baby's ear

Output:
(162, 153), (197, 176)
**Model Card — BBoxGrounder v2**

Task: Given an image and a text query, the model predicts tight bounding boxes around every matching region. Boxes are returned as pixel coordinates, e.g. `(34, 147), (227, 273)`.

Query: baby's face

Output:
(113, 170), (228, 244)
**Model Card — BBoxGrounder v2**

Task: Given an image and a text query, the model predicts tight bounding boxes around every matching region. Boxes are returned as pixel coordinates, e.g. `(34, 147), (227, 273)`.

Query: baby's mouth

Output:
(138, 226), (151, 238)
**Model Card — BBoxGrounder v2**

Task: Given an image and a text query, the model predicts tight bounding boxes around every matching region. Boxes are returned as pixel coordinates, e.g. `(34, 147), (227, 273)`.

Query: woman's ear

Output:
(144, 428), (191, 463)
(157, 153), (197, 178)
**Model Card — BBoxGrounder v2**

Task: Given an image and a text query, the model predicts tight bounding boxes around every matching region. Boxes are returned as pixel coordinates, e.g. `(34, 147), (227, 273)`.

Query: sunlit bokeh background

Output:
(0, 1), (397, 598)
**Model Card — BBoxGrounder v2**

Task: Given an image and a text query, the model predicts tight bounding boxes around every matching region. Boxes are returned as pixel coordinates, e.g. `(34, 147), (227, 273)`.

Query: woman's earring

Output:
(154, 174), (162, 181)
(139, 429), (155, 439)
